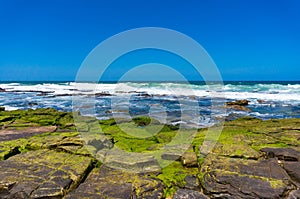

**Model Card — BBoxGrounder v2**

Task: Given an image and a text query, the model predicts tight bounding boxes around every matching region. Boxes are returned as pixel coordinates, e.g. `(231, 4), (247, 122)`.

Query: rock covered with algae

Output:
(0, 108), (299, 198)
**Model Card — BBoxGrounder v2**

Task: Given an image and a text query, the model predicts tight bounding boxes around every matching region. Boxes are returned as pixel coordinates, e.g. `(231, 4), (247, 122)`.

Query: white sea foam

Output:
(1, 82), (300, 105)
(3, 105), (19, 111)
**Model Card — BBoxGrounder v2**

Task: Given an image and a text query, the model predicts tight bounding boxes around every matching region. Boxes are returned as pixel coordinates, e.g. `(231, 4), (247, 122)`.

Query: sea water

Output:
(1, 81), (300, 127)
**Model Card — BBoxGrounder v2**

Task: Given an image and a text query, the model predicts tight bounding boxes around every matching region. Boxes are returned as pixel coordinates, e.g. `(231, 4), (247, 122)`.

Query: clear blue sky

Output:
(0, 0), (299, 81)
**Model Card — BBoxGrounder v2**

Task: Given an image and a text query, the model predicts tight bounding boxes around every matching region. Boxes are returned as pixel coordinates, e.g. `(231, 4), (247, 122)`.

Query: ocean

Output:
(1, 81), (300, 128)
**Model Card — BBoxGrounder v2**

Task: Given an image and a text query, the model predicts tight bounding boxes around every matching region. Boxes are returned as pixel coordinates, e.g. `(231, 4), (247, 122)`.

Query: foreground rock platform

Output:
(0, 149), (93, 198)
(66, 165), (163, 199)
(0, 108), (299, 198)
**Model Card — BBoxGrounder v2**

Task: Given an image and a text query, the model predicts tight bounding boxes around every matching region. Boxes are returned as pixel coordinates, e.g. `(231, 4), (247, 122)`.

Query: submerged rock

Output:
(226, 104), (252, 112)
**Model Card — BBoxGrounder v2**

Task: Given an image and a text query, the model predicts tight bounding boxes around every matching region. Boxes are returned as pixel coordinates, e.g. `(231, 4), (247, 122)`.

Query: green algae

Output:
(0, 115), (14, 123)
(210, 169), (286, 189)
(98, 119), (181, 153)
(0, 149), (94, 198)
(0, 109), (299, 198)
(0, 139), (29, 160)
(205, 116), (300, 158)
(0, 108), (76, 129)
(156, 161), (199, 197)
(132, 116), (152, 126)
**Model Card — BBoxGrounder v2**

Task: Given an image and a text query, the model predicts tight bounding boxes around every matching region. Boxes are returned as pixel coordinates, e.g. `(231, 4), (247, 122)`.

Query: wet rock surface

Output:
(0, 109), (299, 198)
(172, 189), (209, 199)
(66, 165), (163, 199)
(226, 99), (249, 106)
(261, 147), (300, 161)
(287, 189), (300, 199)
(0, 149), (93, 199)
(0, 126), (57, 141)
(284, 162), (300, 185)
(200, 156), (292, 198)
(225, 99), (251, 112)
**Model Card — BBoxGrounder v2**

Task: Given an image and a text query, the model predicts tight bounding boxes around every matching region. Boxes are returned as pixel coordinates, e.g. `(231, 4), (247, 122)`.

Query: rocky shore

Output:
(0, 107), (299, 198)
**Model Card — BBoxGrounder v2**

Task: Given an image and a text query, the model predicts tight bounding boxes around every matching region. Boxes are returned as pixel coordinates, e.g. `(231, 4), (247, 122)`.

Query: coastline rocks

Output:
(183, 175), (200, 190)
(0, 87), (5, 92)
(257, 99), (267, 104)
(161, 144), (191, 161)
(172, 189), (209, 199)
(0, 149), (93, 199)
(200, 155), (292, 198)
(1, 108), (300, 198)
(273, 148), (300, 188)
(226, 99), (249, 106)
(225, 99), (251, 112)
(28, 102), (38, 106)
(66, 165), (164, 199)
(97, 148), (161, 173)
(95, 92), (114, 97)
(227, 104), (251, 112)
(283, 162), (300, 185)
(0, 126), (57, 141)
(261, 147), (300, 161)
(213, 142), (261, 160)
(181, 152), (198, 167)
(287, 190), (300, 199)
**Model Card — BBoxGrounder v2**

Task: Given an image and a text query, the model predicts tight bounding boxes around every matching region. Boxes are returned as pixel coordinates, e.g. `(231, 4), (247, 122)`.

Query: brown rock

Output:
(0, 126), (57, 141)
(226, 99), (249, 106)
(66, 165), (163, 199)
(181, 152), (198, 167)
(227, 105), (251, 112)
(225, 100), (251, 112)
(172, 189), (209, 199)
(201, 156), (292, 198)
(287, 190), (300, 199)
(283, 162), (300, 185)
(0, 150), (93, 199)
(257, 99), (267, 104)
(184, 175), (200, 190)
(261, 148), (300, 161)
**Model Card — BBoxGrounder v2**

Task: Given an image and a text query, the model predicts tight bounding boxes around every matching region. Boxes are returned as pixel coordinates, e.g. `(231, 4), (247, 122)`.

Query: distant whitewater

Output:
(1, 81), (300, 127)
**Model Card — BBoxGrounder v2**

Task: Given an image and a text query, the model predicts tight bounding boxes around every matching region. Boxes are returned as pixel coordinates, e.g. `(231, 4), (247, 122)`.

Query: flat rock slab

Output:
(287, 190), (300, 199)
(0, 149), (93, 199)
(97, 148), (161, 173)
(261, 147), (300, 161)
(0, 126), (57, 141)
(284, 162), (300, 186)
(172, 189), (209, 199)
(66, 165), (163, 199)
(201, 156), (292, 198)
